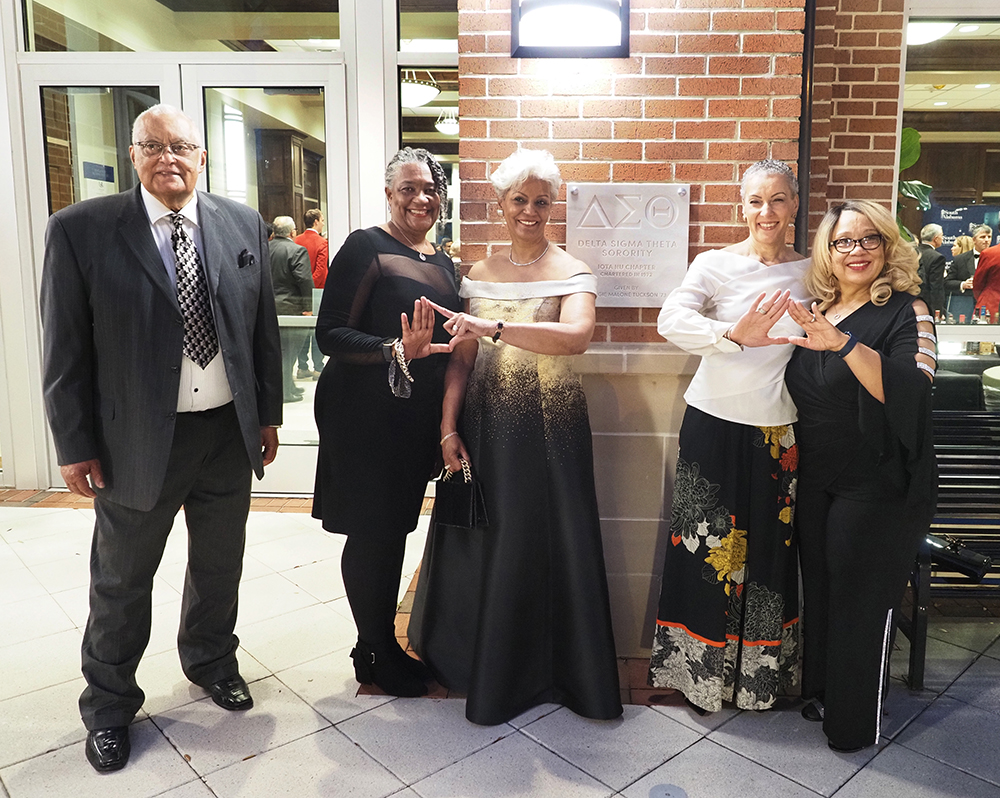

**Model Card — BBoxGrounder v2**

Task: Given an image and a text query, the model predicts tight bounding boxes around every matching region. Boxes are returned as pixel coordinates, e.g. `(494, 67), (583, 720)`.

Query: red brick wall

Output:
(809, 0), (905, 233)
(458, 0), (907, 341)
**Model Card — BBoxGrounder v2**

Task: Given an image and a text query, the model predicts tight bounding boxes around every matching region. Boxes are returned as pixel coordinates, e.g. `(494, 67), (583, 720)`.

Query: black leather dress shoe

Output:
(801, 699), (824, 722)
(208, 675), (254, 710)
(85, 726), (130, 773)
(828, 740), (868, 754)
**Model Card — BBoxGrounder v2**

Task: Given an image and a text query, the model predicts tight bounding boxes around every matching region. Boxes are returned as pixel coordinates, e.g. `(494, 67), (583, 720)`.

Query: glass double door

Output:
(22, 59), (348, 494)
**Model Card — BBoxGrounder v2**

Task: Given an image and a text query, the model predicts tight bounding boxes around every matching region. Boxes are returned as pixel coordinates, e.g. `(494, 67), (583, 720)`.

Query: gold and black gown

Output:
(409, 273), (623, 725)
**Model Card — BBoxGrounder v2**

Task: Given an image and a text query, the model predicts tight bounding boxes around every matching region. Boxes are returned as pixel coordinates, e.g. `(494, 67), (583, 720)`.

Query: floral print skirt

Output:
(649, 405), (801, 712)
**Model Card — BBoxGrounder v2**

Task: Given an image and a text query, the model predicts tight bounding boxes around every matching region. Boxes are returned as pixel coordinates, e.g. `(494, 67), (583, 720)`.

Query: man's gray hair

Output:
(272, 216), (295, 238)
(973, 224), (994, 237)
(131, 104), (202, 147)
(920, 223), (943, 243)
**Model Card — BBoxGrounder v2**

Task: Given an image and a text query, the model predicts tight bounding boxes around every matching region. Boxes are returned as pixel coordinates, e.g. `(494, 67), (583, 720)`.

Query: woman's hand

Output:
(425, 299), (499, 347)
(401, 297), (452, 359)
(728, 290), (793, 347)
(441, 432), (470, 474)
(786, 300), (851, 352)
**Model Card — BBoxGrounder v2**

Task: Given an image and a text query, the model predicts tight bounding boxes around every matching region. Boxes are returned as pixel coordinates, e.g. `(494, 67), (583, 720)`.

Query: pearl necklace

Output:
(388, 220), (428, 261)
(508, 241), (549, 267)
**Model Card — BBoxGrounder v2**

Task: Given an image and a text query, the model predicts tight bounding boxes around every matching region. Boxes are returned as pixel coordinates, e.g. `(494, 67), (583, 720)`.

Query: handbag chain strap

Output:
(442, 458), (472, 484)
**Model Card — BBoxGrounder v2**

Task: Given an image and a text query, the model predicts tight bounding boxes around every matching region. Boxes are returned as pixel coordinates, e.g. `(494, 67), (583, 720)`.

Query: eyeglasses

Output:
(133, 141), (200, 158)
(829, 234), (884, 254)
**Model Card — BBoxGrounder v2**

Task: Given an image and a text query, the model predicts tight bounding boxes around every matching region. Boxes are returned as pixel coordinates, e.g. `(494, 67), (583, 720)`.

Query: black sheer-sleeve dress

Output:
(312, 227), (461, 538)
(784, 291), (937, 751)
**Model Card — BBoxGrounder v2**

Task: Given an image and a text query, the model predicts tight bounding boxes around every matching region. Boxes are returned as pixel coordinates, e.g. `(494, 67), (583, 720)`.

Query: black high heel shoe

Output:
(351, 641), (428, 697)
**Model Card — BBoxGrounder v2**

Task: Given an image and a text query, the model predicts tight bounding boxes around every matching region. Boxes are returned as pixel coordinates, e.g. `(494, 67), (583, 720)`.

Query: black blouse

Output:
(785, 292), (937, 519)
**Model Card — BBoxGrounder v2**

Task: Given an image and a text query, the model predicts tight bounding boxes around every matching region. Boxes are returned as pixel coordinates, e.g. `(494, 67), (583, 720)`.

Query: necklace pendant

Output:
(418, 252), (426, 261)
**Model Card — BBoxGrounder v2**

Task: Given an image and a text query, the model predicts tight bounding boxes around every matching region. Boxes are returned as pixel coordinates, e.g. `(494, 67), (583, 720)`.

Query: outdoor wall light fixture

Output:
(511, 0), (629, 59)
(400, 70), (440, 108)
(435, 108), (459, 136)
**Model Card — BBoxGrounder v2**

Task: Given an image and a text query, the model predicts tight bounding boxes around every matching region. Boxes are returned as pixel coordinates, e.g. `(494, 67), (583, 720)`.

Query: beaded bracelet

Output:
(387, 338), (414, 398)
(834, 331), (858, 358)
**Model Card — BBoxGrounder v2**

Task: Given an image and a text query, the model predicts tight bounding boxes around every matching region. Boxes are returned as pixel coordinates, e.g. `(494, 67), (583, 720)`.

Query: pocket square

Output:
(238, 249), (255, 268)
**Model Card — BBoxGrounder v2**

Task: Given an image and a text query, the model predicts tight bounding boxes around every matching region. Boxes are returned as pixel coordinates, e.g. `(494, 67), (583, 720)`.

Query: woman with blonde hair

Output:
(785, 199), (938, 752)
(951, 234), (974, 257)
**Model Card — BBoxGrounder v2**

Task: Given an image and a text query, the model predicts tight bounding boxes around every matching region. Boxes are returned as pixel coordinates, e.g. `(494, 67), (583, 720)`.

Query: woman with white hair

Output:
(649, 159), (810, 715)
(409, 148), (622, 726)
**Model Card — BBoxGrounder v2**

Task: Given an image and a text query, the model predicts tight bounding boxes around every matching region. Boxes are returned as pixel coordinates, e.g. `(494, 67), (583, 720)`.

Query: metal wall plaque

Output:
(566, 182), (690, 307)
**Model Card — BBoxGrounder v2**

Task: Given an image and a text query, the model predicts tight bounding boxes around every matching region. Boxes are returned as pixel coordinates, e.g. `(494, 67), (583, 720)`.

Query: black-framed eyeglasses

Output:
(133, 141), (200, 158)
(829, 234), (884, 254)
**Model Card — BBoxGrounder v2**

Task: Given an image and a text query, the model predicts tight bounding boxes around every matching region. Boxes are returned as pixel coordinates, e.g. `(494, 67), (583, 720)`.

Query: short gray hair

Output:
(272, 216), (295, 237)
(384, 147), (448, 201)
(973, 224), (994, 237)
(490, 149), (562, 200)
(920, 223), (943, 243)
(740, 159), (798, 200)
(132, 103), (202, 147)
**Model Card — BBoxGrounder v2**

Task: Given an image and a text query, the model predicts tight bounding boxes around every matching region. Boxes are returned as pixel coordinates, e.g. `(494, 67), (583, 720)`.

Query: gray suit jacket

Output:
(41, 185), (283, 511)
(269, 236), (313, 315)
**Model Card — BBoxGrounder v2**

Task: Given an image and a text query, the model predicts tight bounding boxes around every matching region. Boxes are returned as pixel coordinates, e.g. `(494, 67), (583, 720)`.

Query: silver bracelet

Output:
(440, 431), (458, 445)
(387, 338), (414, 398)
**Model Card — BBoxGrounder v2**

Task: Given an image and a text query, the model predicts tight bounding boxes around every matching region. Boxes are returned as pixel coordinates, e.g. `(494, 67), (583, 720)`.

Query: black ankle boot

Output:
(390, 642), (433, 682)
(351, 641), (428, 697)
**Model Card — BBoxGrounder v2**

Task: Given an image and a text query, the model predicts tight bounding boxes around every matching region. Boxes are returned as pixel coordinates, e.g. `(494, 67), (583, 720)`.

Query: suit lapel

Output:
(118, 186), (180, 311)
(197, 191), (225, 296)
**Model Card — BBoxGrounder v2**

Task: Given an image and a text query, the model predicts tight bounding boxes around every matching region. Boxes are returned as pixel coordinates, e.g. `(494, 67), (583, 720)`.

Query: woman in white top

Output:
(408, 149), (622, 726)
(648, 159), (811, 714)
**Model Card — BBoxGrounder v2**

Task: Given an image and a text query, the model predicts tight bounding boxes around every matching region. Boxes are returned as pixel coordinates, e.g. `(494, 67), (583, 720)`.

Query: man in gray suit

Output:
(268, 215), (313, 403)
(40, 104), (282, 773)
(916, 223), (946, 316)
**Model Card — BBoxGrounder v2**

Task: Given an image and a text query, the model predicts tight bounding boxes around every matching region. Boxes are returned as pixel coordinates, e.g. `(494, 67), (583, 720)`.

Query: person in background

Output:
(784, 199), (937, 753)
(269, 216), (313, 403)
(915, 223), (946, 317)
(410, 148), (622, 726)
(312, 147), (460, 697)
(648, 159), (810, 715)
(40, 103), (281, 773)
(945, 224), (993, 297)
(972, 240), (1000, 319)
(950, 235), (973, 259)
(294, 208), (328, 378)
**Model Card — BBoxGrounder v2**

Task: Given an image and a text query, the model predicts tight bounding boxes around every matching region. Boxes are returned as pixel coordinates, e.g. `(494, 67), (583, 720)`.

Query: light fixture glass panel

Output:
(435, 109), (459, 136)
(519, 2), (622, 48)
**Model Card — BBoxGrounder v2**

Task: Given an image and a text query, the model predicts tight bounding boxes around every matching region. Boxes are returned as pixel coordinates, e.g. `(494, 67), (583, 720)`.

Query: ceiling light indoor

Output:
(400, 70), (440, 109)
(434, 108), (459, 136)
(906, 21), (956, 46)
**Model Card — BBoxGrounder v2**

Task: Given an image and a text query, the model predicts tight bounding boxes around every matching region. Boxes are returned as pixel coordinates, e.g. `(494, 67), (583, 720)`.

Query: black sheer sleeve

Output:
(315, 228), (391, 365)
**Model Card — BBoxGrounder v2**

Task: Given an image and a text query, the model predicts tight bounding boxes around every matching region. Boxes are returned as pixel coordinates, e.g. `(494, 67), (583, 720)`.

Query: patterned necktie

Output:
(170, 212), (218, 369)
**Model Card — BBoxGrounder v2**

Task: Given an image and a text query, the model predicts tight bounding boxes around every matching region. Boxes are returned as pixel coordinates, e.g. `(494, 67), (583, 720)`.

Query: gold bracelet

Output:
(440, 431), (458, 445)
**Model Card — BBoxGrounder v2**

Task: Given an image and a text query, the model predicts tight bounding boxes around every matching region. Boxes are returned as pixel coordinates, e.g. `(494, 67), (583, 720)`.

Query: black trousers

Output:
(79, 402), (252, 729)
(797, 483), (923, 750)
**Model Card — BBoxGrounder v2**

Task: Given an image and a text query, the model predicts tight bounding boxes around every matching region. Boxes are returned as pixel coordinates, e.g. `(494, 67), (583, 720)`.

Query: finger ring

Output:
(810, 315), (816, 323)
(757, 306), (768, 314)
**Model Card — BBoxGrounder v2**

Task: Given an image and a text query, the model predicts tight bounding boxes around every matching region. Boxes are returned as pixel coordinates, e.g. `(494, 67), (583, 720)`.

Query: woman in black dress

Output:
(312, 147), (461, 697)
(784, 199), (938, 752)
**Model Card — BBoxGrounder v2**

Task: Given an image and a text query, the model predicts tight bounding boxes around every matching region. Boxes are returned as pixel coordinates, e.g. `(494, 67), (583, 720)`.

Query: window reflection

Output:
(24, 0), (339, 53)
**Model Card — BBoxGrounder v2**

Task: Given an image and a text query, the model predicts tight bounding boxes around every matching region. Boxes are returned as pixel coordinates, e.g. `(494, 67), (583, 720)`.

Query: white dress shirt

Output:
(140, 186), (233, 412)
(657, 250), (811, 426)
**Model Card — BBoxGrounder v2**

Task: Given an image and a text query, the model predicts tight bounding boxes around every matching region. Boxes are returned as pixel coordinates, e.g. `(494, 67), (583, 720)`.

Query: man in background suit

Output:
(269, 215), (313, 402)
(293, 207), (328, 378)
(40, 104), (282, 773)
(945, 224), (994, 297)
(915, 223), (946, 316)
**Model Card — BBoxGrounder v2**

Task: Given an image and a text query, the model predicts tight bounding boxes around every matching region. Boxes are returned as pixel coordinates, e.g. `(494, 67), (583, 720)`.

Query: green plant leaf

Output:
(899, 127), (921, 172)
(899, 179), (933, 210)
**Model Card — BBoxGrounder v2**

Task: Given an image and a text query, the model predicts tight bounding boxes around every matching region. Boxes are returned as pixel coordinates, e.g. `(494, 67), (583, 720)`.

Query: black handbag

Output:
(434, 458), (488, 529)
(922, 533), (993, 582)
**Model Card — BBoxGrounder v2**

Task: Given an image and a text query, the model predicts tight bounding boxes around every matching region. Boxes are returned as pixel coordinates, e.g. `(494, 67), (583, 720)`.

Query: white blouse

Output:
(658, 250), (812, 426)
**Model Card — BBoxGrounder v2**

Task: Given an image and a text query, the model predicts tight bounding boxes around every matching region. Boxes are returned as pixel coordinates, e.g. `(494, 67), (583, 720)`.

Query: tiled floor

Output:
(2, 500), (1000, 798)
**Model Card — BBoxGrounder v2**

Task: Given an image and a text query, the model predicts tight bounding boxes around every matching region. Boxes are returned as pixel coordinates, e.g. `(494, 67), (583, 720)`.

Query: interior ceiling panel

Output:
(154, 0), (456, 10)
